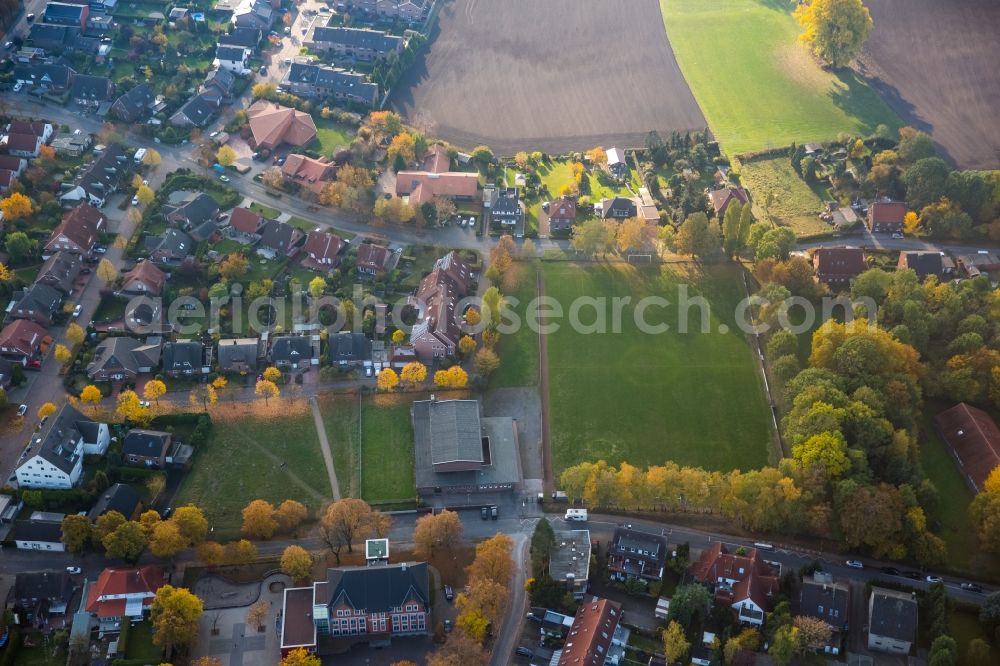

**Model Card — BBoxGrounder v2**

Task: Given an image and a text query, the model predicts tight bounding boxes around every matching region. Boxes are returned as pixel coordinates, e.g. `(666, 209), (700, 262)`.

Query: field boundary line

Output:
(309, 396), (342, 501)
(536, 266), (553, 491)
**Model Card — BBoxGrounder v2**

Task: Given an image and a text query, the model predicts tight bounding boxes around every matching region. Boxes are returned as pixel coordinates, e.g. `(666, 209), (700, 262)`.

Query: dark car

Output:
(516, 647), (533, 657)
(880, 567), (900, 576)
(480, 506), (489, 520)
(903, 571), (923, 581)
(26, 13), (35, 22)
(444, 585), (454, 601)
(961, 583), (984, 593)
(444, 619), (452, 633)
(491, 505), (498, 520)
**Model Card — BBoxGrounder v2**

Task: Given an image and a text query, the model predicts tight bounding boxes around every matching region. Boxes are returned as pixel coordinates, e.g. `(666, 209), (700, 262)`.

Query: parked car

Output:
(926, 575), (943, 584)
(443, 619), (452, 633)
(444, 585), (454, 601)
(16, 404), (27, 417)
(961, 583), (984, 593)
(903, 571), (923, 580)
(131, 196), (139, 206)
(72, 304), (82, 318)
(80, 267), (91, 274)
(516, 647), (533, 658)
(491, 505), (498, 520)
(66, 566), (81, 574)
(880, 567), (900, 576)
(26, 13), (35, 22)
(845, 560), (864, 569)
(209, 130), (220, 138)
(259, 66), (267, 76)
(138, 399), (150, 408)
(480, 506), (489, 520)
(283, 57), (292, 65)
(219, 175), (231, 183)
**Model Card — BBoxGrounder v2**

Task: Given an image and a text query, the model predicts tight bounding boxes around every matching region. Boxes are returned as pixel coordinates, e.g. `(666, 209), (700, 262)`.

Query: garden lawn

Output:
(490, 264), (539, 388)
(360, 394), (416, 503)
(124, 621), (161, 662)
(249, 202), (280, 219)
(175, 403), (330, 539)
(313, 119), (356, 157)
(317, 393), (362, 498)
(949, 610), (999, 665)
(544, 262), (772, 474)
(660, 0), (901, 155)
(737, 157), (829, 236)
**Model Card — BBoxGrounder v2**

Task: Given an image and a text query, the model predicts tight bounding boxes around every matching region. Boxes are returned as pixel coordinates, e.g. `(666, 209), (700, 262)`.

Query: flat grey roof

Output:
(414, 413), (520, 492)
(550, 530), (591, 582)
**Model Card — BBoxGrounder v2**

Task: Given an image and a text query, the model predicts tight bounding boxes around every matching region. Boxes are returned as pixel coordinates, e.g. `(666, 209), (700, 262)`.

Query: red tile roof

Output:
(85, 566), (165, 618)
(935, 402), (1000, 493)
(869, 201), (907, 225)
(690, 542), (779, 614)
(121, 260), (166, 296)
(0, 319), (50, 356)
(6, 132), (41, 154)
(357, 243), (392, 272)
(395, 171), (479, 205)
(303, 230), (345, 262)
(708, 187), (749, 216)
(47, 203), (106, 252)
(421, 144), (450, 173)
(246, 101), (317, 150)
(812, 248), (867, 281)
(549, 197), (577, 221)
(8, 121), (49, 137)
(557, 596), (621, 666)
(229, 206), (264, 234)
(281, 154), (337, 194)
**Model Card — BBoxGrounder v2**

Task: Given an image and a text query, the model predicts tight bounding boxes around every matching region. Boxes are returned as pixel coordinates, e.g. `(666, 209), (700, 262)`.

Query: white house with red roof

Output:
(689, 542), (779, 626)
(85, 565), (166, 633)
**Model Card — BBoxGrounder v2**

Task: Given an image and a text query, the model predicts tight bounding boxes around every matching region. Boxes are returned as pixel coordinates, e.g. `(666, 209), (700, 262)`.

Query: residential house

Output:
(305, 26), (404, 61)
(0, 155), (28, 177)
(45, 202), (106, 257)
(15, 404), (110, 488)
(490, 187), (523, 231)
(119, 260), (166, 297)
(163, 192), (219, 240)
(868, 587), (917, 654)
(213, 45), (251, 74)
(0, 168), (15, 192)
(547, 197), (577, 232)
(88, 483), (141, 521)
(606, 146), (627, 180)
(12, 570), (74, 621)
(897, 251), (946, 281)
(109, 83), (154, 123)
(231, 0), (274, 30)
(59, 144), (131, 207)
(8, 120), (53, 143)
(218, 26), (263, 51)
(257, 219), (304, 258)
(409, 251), (473, 360)
(4, 132), (43, 157)
(934, 402), (1000, 493)
(421, 144), (449, 173)
(5, 283), (63, 326)
(281, 153), (338, 196)
(598, 196), (637, 220)
(270, 334), (320, 369)
(550, 530), (591, 600)
(246, 100), (317, 150)
(0, 319), (50, 366)
(85, 566), (166, 633)
(689, 542), (780, 626)
(395, 171), (479, 206)
(148, 228), (193, 264)
(122, 429), (171, 468)
(608, 527), (668, 583)
(281, 63), (379, 107)
(302, 230), (346, 270)
(708, 187), (750, 219)
(161, 341), (207, 378)
(86, 336), (161, 381)
(28, 23), (73, 51)
(411, 398), (520, 495)
(51, 132), (92, 156)
(229, 207), (265, 236)
(329, 332), (370, 367)
(356, 242), (393, 276)
(201, 68), (238, 102)
(812, 248), (867, 286)
(216, 337), (261, 374)
(35, 251), (81, 294)
(866, 201), (907, 234)
(13, 60), (76, 92)
(555, 597), (626, 666)
(43, 2), (89, 29)
(71, 74), (115, 107)
(280, 561), (429, 655)
(799, 572), (849, 650)
(87, 14), (114, 33)
(14, 513), (66, 551)
(169, 93), (221, 128)
(344, 0), (428, 23)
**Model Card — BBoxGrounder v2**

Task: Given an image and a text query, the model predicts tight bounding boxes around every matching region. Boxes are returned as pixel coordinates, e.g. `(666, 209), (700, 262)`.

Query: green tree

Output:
(4, 231), (37, 261)
(667, 583), (712, 629)
(530, 518), (556, 577)
(674, 212), (720, 257)
(102, 521), (148, 563)
(570, 218), (617, 256)
(903, 157), (950, 209)
(722, 201), (743, 257)
(61, 514), (92, 552)
(151, 585), (204, 657)
(794, 0), (873, 68)
(769, 625), (799, 666)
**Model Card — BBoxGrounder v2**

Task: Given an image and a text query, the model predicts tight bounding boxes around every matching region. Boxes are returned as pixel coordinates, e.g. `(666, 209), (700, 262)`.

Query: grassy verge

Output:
(659, 0), (900, 155)
(249, 202), (280, 219)
(543, 261), (772, 474)
(490, 263), (540, 388)
(175, 400), (330, 539)
(361, 394), (416, 503)
(317, 393), (362, 498)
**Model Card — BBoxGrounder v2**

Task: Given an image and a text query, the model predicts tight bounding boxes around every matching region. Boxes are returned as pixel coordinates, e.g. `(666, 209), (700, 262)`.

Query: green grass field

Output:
(313, 119), (356, 157)
(659, 0), (900, 155)
(544, 262), (772, 474)
(737, 157), (829, 236)
(490, 265), (540, 388)
(317, 393), (362, 497)
(949, 610), (999, 665)
(360, 395), (416, 503)
(175, 404), (331, 539)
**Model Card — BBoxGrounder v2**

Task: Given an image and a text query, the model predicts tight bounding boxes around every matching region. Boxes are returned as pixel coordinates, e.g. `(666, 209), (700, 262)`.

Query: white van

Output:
(133, 148), (147, 164)
(753, 542), (774, 551)
(565, 508), (588, 521)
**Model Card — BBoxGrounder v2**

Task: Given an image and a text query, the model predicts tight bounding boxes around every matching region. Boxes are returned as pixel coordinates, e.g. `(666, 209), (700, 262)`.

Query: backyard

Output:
(542, 261), (773, 474)
(174, 400), (331, 539)
(660, 0), (901, 155)
(312, 118), (357, 157)
(737, 156), (830, 237)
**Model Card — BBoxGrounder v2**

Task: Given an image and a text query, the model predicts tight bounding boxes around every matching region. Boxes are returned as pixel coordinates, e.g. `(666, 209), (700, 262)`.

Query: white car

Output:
(17, 404), (27, 417)
(66, 566), (81, 574)
(845, 560), (864, 569)
(72, 304), (83, 318)
(132, 196), (140, 206)
(209, 130), (220, 138)
(13, 81), (23, 92)
(139, 399), (150, 408)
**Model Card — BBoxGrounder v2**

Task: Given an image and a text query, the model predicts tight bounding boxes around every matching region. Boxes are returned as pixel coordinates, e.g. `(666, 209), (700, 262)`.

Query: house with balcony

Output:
(689, 542), (780, 626)
(607, 527), (668, 583)
(84, 566), (166, 633)
(15, 405), (109, 488)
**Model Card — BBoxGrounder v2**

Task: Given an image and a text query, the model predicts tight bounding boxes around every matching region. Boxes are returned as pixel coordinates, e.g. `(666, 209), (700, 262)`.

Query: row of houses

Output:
(13, 57), (116, 109)
(339, 0), (430, 24)
(811, 246), (955, 286)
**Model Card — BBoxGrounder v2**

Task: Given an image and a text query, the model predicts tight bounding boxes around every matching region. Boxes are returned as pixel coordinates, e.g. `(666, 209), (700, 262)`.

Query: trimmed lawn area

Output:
(360, 393), (416, 503)
(738, 157), (829, 236)
(175, 401), (331, 539)
(950, 610), (999, 665)
(249, 202), (280, 219)
(317, 393), (362, 498)
(124, 621), (161, 662)
(659, 0), (901, 155)
(543, 262), (772, 474)
(313, 119), (356, 157)
(490, 263), (539, 388)
(16, 635), (67, 666)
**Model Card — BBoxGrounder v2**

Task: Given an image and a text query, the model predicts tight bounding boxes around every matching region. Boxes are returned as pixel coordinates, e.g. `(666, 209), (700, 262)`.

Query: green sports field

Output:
(659, 0), (901, 154)
(543, 262), (773, 475)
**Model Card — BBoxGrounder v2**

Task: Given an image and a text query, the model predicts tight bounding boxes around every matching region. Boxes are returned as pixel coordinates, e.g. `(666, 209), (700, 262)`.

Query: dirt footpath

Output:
(390, 0), (706, 155)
